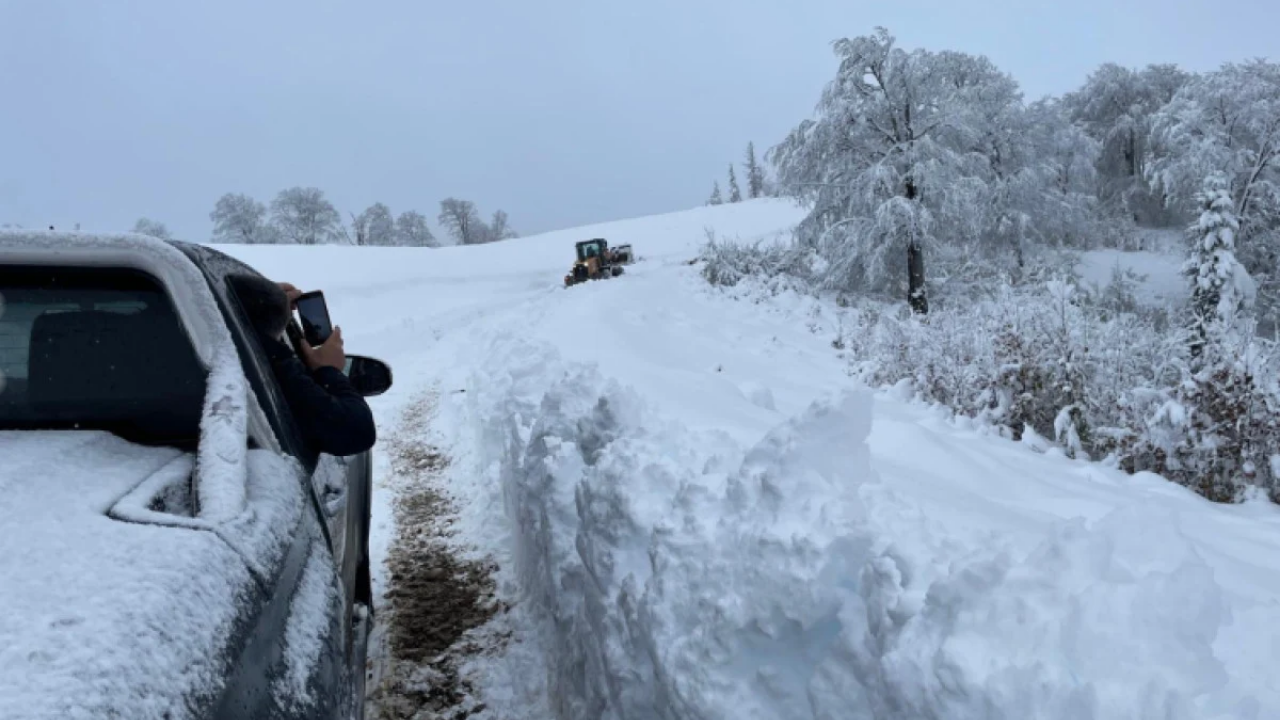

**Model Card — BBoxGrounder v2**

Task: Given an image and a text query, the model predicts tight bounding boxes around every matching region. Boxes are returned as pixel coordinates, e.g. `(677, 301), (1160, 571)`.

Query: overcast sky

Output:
(1, 0), (1276, 241)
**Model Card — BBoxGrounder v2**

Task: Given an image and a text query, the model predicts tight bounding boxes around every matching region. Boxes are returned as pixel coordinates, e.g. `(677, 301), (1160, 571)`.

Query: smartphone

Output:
(295, 290), (333, 346)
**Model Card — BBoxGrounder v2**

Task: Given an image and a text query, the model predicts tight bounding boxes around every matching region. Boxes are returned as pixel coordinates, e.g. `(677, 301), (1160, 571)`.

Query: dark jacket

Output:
(227, 272), (377, 458)
(262, 335), (377, 457)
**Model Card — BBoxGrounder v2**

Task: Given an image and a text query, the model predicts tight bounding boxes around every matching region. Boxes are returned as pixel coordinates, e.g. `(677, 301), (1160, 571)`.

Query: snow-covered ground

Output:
(1077, 249), (1187, 308)
(219, 199), (1280, 719)
(1072, 226), (1191, 309)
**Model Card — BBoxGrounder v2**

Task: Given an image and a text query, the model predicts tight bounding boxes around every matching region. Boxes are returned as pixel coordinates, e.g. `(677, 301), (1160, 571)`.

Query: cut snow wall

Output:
(473, 337), (1242, 720)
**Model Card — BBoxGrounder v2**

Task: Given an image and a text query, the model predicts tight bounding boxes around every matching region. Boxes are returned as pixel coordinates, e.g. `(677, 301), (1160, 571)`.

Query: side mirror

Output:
(344, 355), (393, 397)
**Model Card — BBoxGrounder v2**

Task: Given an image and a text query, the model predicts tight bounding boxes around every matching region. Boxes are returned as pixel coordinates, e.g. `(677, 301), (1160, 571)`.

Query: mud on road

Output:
(365, 392), (507, 719)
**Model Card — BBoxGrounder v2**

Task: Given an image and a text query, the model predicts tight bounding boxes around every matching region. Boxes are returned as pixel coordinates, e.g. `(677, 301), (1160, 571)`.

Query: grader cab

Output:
(564, 238), (627, 287)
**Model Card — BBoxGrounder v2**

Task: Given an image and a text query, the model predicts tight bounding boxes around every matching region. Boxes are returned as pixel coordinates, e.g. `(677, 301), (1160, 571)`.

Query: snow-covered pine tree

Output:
(708, 181), (724, 205)
(728, 165), (742, 203)
(1160, 173), (1279, 502)
(745, 142), (765, 198)
(1186, 173), (1249, 360)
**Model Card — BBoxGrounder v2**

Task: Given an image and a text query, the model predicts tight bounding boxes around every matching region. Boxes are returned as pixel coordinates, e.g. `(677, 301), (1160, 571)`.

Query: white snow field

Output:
(1075, 228), (1192, 309)
(219, 199), (1280, 719)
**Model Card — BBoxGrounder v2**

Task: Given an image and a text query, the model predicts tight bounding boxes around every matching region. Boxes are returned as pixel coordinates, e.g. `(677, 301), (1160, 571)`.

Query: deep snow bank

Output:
(469, 337), (1252, 720)
(210, 198), (1276, 717)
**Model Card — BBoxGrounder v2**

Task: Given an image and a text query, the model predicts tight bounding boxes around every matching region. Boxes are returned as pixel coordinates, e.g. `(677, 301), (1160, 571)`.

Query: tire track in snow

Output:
(364, 391), (507, 719)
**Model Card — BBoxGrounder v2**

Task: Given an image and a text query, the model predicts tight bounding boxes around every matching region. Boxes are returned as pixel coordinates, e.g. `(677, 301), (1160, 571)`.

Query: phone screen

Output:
(295, 291), (333, 346)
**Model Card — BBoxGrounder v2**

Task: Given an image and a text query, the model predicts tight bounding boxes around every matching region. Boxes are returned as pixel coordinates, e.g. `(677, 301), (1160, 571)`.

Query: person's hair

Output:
(229, 273), (290, 339)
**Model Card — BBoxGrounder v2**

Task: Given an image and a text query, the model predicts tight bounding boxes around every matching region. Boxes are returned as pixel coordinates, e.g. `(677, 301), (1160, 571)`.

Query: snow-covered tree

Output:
(488, 210), (518, 242)
(1063, 62), (1192, 223)
(348, 211), (364, 245)
(1149, 58), (1280, 333)
(270, 187), (343, 245)
(708, 181), (723, 205)
(210, 193), (271, 244)
(354, 202), (396, 246)
(438, 198), (485, 245)
(745, 142), (766, 199)
(771, 27), (1023, 312)
(394, 210), (436, 247)
(132, 217), (172, 239)
(1149, 60), (1280, 247)
(1185, 174), (1252, 356)
(995, 98), (1106, 254)
(1026, 99), (1100, 199)
(727, 165), (742, 203)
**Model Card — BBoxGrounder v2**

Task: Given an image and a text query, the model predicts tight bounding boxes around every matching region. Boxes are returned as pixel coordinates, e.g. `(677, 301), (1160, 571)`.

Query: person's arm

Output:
(263, 334), (377, 456)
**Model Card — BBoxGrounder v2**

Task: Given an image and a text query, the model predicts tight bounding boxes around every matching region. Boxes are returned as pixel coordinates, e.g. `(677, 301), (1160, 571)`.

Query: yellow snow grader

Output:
(564, 238), (631, 287)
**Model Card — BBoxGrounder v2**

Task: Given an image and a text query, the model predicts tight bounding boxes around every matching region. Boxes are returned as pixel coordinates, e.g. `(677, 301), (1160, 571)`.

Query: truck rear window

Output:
(0, 266), (208, 448)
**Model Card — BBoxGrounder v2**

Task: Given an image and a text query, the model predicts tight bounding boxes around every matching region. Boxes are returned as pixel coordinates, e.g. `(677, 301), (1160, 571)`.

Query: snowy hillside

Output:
(218, 199), (1280, 719)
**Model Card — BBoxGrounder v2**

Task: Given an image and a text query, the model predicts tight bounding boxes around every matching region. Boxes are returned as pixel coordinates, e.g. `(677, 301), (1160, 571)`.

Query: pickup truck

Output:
(0, 231), (389, 719)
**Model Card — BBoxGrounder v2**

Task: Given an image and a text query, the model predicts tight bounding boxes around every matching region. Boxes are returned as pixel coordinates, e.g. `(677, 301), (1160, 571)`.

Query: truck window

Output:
(0, 265), (208, 449)
(175, 243), (316, 467)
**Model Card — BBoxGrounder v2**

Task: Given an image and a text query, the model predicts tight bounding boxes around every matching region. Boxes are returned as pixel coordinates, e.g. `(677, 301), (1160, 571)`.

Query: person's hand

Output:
(278, 282), (302, 309)
(296, 325), (346, 371)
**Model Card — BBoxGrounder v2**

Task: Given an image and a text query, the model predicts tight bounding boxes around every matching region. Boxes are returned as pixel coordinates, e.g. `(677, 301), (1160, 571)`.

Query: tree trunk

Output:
(907, 240), (928, 314)
(904, 177), (928, 314)
(1127, 129), (1138, 178)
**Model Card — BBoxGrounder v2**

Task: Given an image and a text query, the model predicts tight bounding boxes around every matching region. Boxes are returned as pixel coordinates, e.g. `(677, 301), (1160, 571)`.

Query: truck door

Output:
(183, 247), (361, 618)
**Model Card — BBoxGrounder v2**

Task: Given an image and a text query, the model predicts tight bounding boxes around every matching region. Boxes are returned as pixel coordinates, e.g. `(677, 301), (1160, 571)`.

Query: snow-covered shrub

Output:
(840, 276), (1280, 500)
(847, 280), (1103, 454)
(698, 230), (813, 289)
(1112, 322), (1280, 501)
(882, 286), (1280, 502)
(1166, 343), (1280, 501)
(1087, 263), (1145, 318)
(929, 242), (1083, 309)
(701, 204), (1280, 503)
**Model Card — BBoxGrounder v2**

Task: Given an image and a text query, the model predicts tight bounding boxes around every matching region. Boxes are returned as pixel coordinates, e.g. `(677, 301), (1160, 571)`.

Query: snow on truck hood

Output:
(0, 431), (257, 720)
